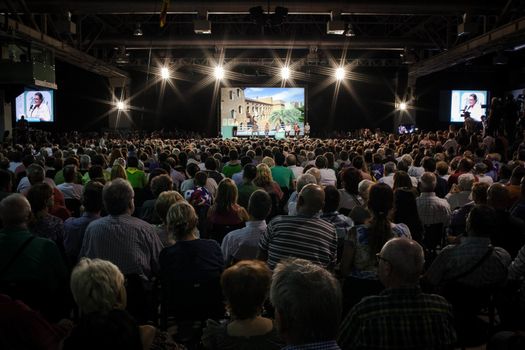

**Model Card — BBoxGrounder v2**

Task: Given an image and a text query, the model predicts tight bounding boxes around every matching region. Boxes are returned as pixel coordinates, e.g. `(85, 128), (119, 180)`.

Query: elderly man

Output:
(0, 194), (68, 319)
(446, 173), (476, 210)
(80, 178), (163, 282)
(286, 173), (317, 215)
(271, 258), (342, 349)
(258, 184), (337, 270)
(378, 161), (396, 188)
(338, 238), (456, 349)
(416, 172), (451, 226)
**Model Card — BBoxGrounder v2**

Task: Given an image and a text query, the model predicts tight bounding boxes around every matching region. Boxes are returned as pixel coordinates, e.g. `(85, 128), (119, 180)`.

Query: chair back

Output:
(160, 276), (224, 330)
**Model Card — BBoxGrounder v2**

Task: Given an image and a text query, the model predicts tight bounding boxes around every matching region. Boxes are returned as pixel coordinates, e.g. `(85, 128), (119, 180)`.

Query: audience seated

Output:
(338, 238), (456, 349)
(270, 258), (342, 349)
(5, 126), (525, 347)
(486, 183), (525, 259)
(66, 258), (183, 350)
(80, 178), (163, 282)
(258, 184), (337, 270)
(424, 205), (510, 289)
(202, 260), (282, 350)
(340, 183), (411, 311)
(139, 173), (173, 224)
(221, 190), (272, 265)
(236, 164), (258, 209)
(0, 194), (68, 320)
(416, 172), (451, 226)
(64, 181), (104, 265)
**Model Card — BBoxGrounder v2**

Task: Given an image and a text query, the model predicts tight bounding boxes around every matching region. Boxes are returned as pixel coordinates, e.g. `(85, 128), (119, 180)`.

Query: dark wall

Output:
(415, 61), (525, 131)
(53, 61), (111, 131)
(128, 67), (400, 136)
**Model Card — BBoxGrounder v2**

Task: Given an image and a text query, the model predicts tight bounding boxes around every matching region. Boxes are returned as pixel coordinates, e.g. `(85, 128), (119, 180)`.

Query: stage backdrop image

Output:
(220, 87), (305, 138)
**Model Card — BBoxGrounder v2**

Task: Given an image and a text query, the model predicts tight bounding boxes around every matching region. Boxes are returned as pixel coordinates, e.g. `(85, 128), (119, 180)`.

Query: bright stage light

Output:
(160, 67), (170, 80)
(116, 101), (125, 110)
(335, 67), (345, 80)
(281, 66), (291, 80)
(398, 102), (408, 111)
(214, 66), (225, 80)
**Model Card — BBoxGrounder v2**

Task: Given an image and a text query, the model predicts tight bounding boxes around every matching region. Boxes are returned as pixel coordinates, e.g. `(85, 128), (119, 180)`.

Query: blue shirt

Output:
(64, 212), (100, 263)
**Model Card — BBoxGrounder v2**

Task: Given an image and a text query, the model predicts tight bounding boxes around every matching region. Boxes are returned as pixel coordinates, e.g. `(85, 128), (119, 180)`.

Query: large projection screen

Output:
(220, 87), (306, 137)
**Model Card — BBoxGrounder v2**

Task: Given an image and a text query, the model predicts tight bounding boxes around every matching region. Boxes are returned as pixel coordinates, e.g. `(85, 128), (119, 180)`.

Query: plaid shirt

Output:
(416, 192), (451, 226)
(283, 340), (341, 350)
(338, 286), (456, 350)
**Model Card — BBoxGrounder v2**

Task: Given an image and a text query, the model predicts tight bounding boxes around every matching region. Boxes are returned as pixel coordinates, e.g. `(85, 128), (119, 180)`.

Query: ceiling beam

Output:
(18, 1), (501, 16)
(0, 16), (129, 79)
(409, 16), (525, 81)
(91, 37), (436, 51)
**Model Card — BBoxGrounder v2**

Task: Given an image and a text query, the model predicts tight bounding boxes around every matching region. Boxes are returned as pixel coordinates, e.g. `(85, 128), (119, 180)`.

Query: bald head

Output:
(379, 238), (424, 287)
(487, 183), (509, 210)
(297, 184), (325, 216)
(0, 194), (31, 228)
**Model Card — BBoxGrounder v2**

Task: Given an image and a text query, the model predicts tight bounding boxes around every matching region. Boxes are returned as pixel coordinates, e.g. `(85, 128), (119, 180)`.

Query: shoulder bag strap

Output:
(0, 235), (35, 277)
(443, 245), (494, 283)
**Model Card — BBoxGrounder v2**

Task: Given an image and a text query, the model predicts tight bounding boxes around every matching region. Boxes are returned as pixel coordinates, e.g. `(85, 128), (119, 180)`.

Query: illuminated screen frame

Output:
(218, 86), (308, 137)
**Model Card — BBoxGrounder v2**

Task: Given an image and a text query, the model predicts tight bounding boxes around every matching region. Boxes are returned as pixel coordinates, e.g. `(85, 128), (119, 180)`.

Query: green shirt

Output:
(54, 170), (83, 186)
(0, 228), (67, 293)
(126, 167), (148, 189)
(237, 183), (259, 209)
(222, 163), (242, 179)
(271, 166), (295, 189)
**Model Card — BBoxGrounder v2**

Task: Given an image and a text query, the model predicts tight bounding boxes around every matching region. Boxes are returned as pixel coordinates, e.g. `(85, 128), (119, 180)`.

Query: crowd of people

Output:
(1, 125), (525, 349)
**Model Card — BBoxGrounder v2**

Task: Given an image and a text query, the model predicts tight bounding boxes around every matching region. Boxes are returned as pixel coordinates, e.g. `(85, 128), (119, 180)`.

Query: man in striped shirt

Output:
(258, 184), (337, 270)
(80, 178), (163, 282)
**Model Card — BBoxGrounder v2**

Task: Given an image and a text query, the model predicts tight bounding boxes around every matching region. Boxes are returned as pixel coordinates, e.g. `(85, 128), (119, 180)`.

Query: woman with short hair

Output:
(202, 260), (283, 350)
(67, 258), (184, 350)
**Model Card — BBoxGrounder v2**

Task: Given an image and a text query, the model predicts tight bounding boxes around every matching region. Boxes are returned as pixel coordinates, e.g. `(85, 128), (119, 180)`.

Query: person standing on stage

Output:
(304, 122), (311, 138)
(29, 92), (51, 122)
(252, 121), (259, 137)
(285, 123), (291, 137)
(294, 122), (300, 137)
(265, 122), (270, 137)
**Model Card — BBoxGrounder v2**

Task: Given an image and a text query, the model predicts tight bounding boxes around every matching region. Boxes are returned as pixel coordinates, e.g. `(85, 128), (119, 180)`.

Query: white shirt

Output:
(378, 173), (395, 188)
(288, 165), (304, 180)
(221, 220), (267, 264)
(464, 102), (484, 122)
(29, 103), (51, 121)
(57, 182), (84, 200)
(319, 168), (337, 187)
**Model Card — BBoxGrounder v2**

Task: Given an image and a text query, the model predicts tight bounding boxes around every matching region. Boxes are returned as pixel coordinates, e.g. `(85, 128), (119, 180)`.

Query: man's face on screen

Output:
(468, 96), (476, 107)
(34, 95), (42, 106)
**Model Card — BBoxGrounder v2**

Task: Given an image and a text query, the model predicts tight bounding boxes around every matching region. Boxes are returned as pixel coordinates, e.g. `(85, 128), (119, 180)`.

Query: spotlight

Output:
(116, 101), (125, 110)
(281, 66), (290, 80)
(398, 102), (408, 111)
(160, 67), (170, 79)
(133, 23), (143, 37)
(345, 24), (356, 37)
(335, 67), (345, 81)
(214, 66), (225, 80)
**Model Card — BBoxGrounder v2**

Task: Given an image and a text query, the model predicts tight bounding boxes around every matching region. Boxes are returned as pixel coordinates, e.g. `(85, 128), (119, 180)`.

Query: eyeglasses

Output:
(376, 253), (390, 264)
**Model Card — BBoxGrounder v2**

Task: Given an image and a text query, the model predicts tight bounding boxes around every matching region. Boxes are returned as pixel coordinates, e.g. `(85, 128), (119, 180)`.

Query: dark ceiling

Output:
(1, 0), (525, 79)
